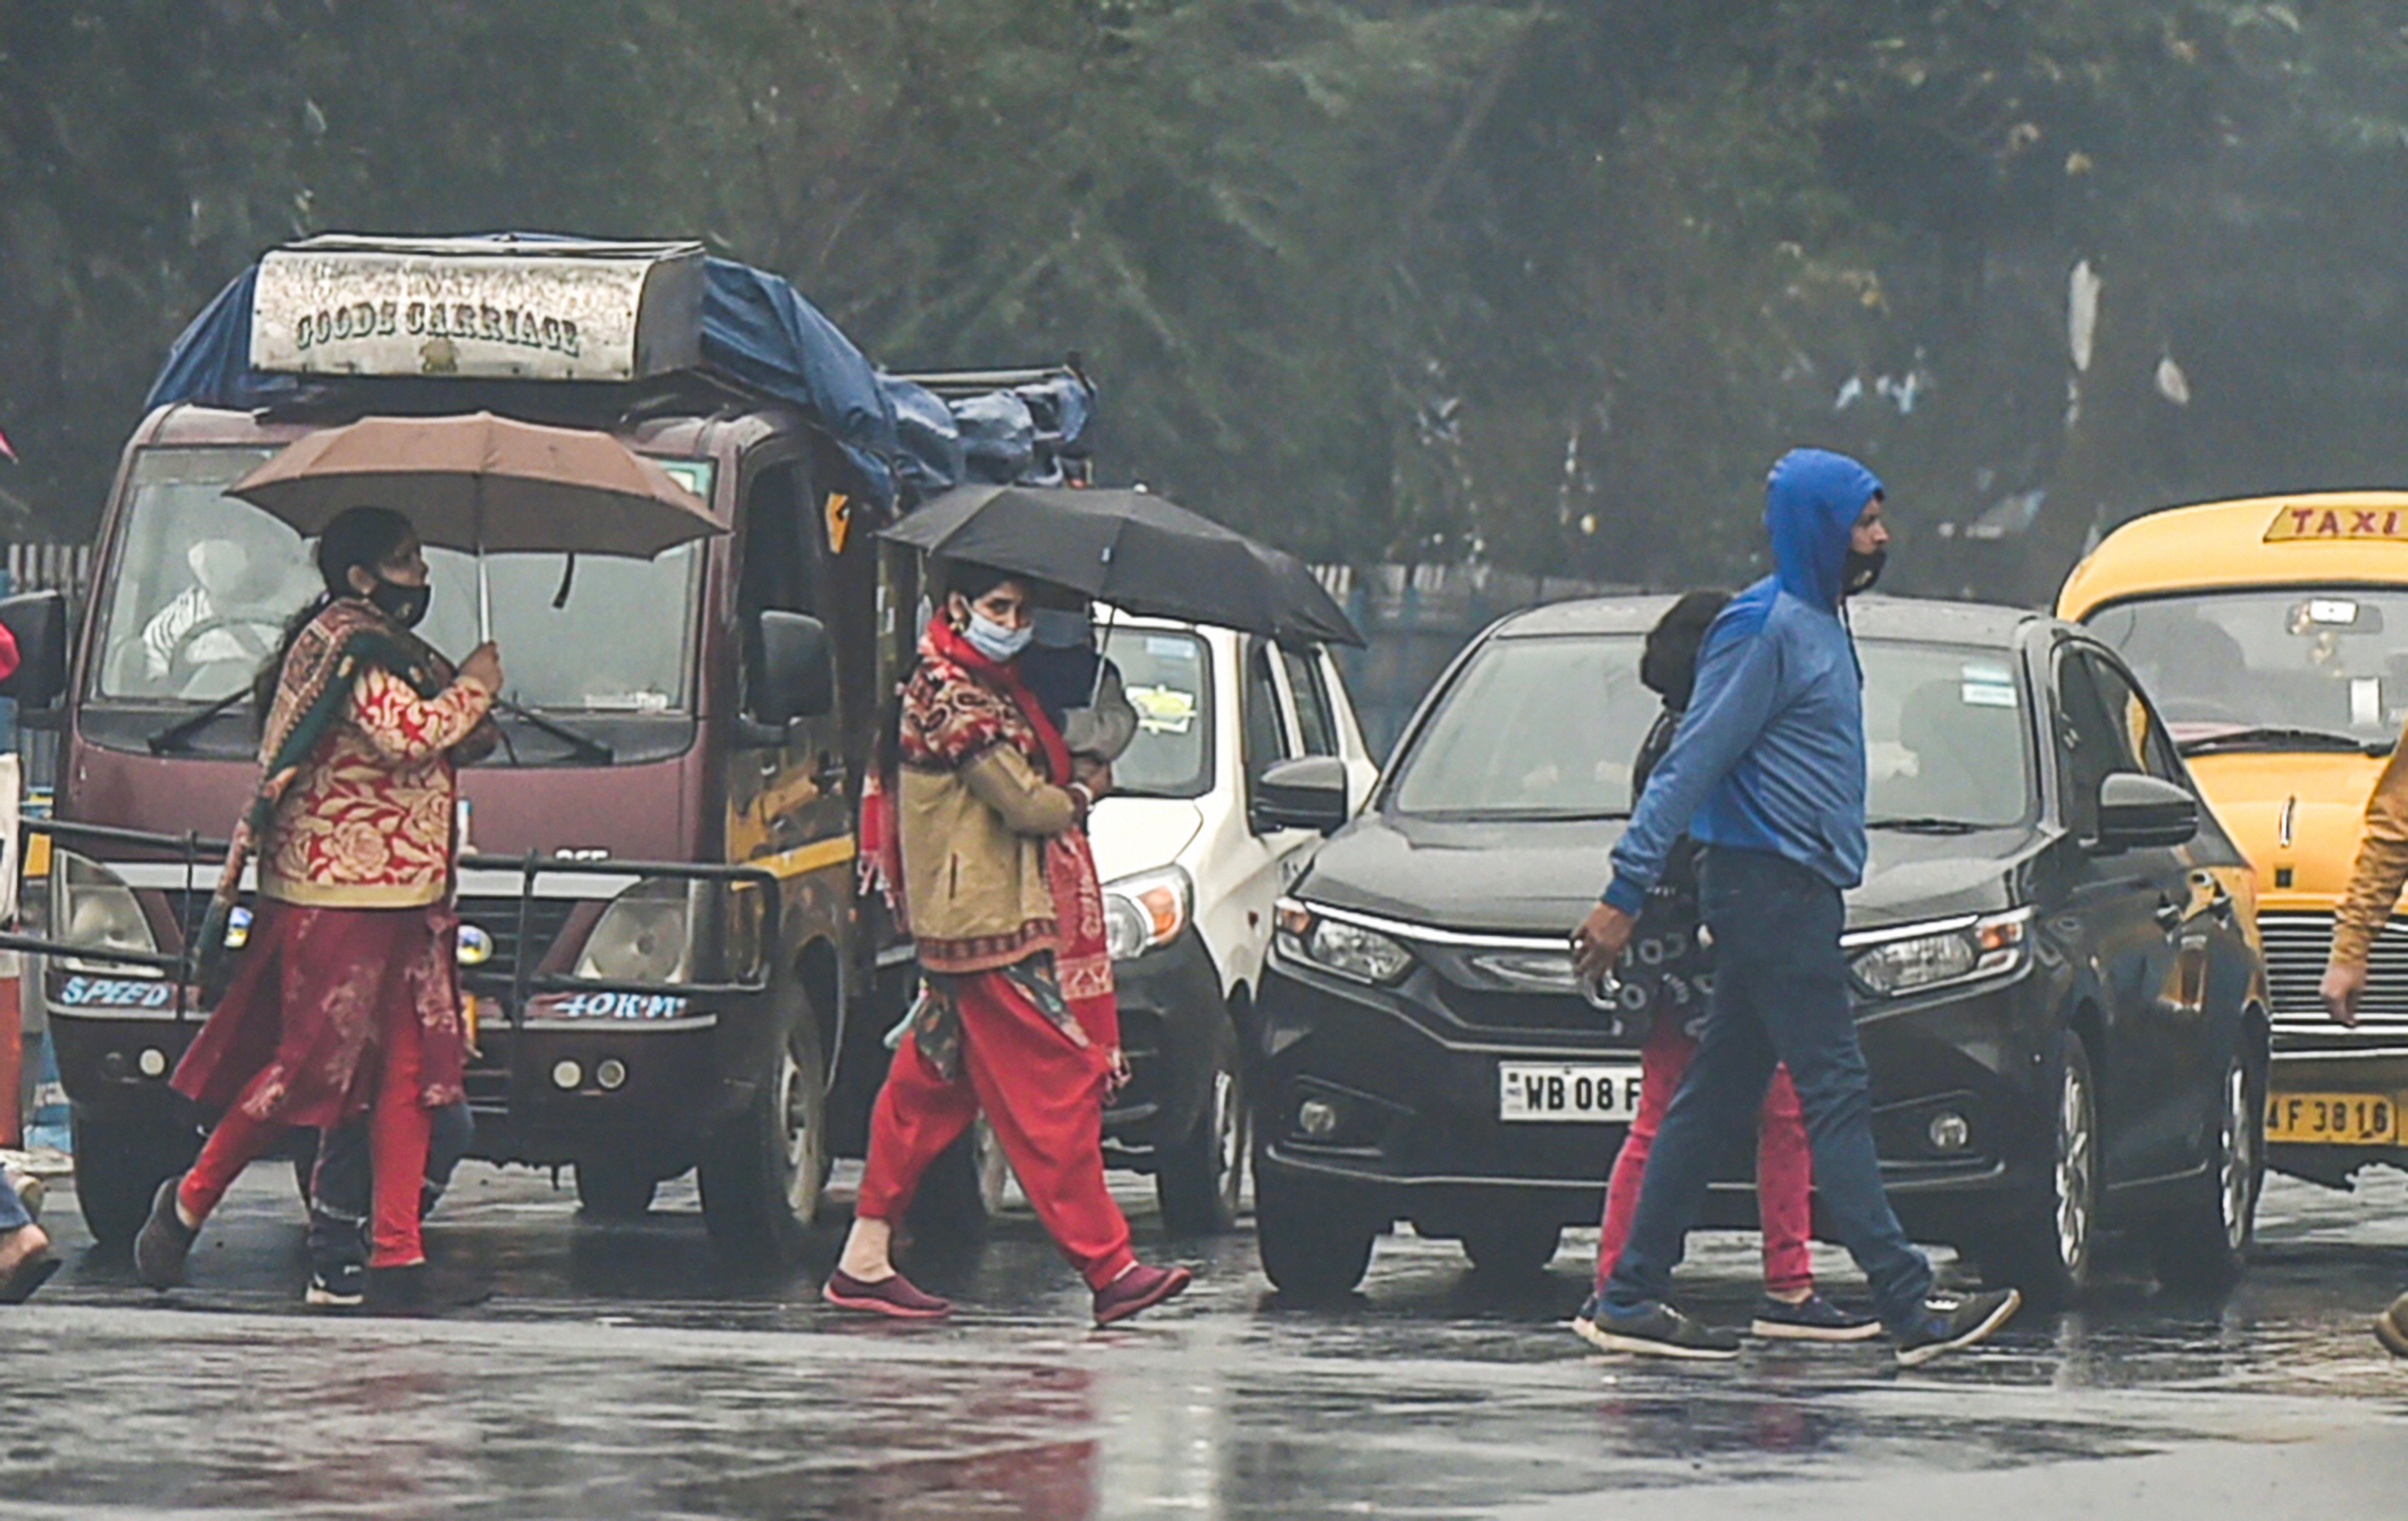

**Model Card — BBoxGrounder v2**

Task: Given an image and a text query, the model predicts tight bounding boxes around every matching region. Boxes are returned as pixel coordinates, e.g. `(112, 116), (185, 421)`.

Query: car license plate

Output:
(2265, 1091), (2401, 1145)
(1498, 1062), (1642, 1123)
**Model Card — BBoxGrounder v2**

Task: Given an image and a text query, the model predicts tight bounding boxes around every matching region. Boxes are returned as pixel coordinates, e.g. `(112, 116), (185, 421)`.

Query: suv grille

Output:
(454, 896), (579, 999)
(2260, 909), (2408, 1046)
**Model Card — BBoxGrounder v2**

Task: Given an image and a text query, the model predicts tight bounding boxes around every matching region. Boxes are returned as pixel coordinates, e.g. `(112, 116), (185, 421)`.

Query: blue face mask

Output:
(1030, 607), (1094, 650)
(965, 610), (1034, 663)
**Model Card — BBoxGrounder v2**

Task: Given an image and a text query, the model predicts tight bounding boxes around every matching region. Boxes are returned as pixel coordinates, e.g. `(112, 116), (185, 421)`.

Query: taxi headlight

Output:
(1103, 866), (1192, 962)
(1274, 898), (1413, 986)
(574, 880), (691, 984)
(1851, 909), (2030, 997)
(53, 850), (162, 976)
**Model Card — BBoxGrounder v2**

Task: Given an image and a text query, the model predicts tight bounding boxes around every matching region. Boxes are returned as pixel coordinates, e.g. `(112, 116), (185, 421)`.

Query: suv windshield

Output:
(2086, 588), (2408, 743)
(1387, 631), (2031, 827)
(1102, 626), (1215, 799)
(92, 444), (704, 712)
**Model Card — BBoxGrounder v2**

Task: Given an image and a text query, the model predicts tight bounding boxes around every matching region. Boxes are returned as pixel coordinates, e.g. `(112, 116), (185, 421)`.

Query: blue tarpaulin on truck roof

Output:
(142, 240), (1048, 513)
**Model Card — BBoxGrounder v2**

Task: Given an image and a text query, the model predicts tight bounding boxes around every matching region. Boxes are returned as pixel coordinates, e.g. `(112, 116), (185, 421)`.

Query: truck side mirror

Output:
(1252, 755), (1349, 836)
(0, 590), (69, 708)
(750, 610), (835, 731)
(2093, 772), (2198, 852)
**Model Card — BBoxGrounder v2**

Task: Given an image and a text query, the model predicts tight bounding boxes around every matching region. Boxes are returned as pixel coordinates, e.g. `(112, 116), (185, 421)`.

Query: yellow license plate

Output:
(2266, 1091), (2400, 1145)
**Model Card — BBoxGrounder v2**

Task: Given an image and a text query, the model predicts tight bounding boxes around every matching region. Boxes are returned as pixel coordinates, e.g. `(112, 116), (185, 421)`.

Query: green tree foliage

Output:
(6, 2), (2408, 602)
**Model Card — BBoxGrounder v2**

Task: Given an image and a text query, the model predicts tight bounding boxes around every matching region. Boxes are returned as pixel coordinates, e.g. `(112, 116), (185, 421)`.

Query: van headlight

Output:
(1104, 866), (1191, 962)
(1274, 898), (1413, 986)
(1850, 908), (2030, 997)
(574, 880), (692, 984)
(53, 851), (163, 976)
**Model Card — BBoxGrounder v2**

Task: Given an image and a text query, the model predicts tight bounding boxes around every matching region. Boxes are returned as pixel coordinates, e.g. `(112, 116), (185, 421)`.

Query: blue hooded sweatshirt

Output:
(1602, 448), (1883, 914)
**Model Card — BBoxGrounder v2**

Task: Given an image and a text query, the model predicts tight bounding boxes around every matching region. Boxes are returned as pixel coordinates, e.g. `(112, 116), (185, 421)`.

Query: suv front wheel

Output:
(1254, 1157), (1380, 1301)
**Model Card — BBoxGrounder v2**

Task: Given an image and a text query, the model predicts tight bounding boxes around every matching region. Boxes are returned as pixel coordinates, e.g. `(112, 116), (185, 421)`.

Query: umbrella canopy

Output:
(882, 484), (1362, 646)
(229, 411), (721, 558)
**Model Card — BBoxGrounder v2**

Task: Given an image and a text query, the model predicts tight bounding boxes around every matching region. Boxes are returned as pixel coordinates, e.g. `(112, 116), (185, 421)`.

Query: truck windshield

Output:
(1387, 632), (2031, 827)
(92, 444), (703, 713)
(1101, 627), (1215, 800)
(2087, 588), (2408, 745)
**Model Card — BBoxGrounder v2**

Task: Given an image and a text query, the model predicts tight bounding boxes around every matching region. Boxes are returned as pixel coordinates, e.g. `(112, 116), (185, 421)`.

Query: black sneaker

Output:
(132, 1176), (197, 1290)
(306, 1260), (366, 1309)
(1571, 1294), (1741, 1360)
(1894, 1287), (2021, 1367)
(1750, 1292), (1883, 1342)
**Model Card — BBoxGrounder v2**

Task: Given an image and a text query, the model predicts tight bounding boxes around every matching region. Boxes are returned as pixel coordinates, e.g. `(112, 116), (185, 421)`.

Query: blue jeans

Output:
(0, 1172), (30, 1235)
(1602, 846), (1934, 1332)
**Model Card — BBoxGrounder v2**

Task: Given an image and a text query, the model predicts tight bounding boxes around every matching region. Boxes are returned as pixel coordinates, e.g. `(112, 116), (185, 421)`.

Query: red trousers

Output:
(1595, 1020), (1814, 1296)
(858, 970), (1136, 1291)
(180, 981), (432, 1268)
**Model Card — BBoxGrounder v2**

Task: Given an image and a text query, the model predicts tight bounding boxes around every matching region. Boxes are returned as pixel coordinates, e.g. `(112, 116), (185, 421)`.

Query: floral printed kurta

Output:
(260, 662), (493, 907)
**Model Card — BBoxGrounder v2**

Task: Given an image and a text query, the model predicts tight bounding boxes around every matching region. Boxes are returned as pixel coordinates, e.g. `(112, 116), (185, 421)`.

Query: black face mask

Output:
(1843, 547), (1887, 596)
(367, 577), (430, 629)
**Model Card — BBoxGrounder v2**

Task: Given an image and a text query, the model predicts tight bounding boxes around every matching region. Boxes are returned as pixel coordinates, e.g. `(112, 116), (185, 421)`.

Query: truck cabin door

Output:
(730, 460), (848, 880)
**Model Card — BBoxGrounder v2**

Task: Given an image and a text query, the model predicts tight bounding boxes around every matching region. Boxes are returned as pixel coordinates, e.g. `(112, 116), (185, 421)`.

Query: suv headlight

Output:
(575, 880), (693, 984)
(1274, 898), (1413, 986)
(1850, 908), (2030, 998)
(1104, 866), (1192, 962)
(53, 850), (163, 976)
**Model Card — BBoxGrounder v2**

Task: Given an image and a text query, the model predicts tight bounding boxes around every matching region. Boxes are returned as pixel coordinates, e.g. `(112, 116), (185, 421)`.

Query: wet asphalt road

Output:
(3, 1162), (2405, 1518)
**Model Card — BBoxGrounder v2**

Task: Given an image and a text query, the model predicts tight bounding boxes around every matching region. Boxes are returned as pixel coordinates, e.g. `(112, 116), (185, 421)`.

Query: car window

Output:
(1281, 647), (1340, 757)
(2082, 650), (2187, 788)
(1243, 641), (1295, 780)
(1100, 627), (1216, 800)
(2056, 648), (2138, 836)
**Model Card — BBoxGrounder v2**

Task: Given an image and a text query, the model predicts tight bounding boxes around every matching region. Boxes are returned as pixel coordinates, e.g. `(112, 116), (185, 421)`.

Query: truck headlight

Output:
(1274, 898), (1413, 986)
(574, 880), (691, 984)
(1850, 908), (2030, 997)
(1104, 866), (1191, 962)
(53, 851), (162, 976)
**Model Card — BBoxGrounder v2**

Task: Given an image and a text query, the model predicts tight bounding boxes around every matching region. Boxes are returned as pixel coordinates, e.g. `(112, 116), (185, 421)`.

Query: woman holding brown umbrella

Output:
(135, 506), (499, 1306)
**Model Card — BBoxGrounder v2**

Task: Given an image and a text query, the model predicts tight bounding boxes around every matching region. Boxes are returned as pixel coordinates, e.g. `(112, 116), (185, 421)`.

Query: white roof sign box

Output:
(250, 234), (706, 383)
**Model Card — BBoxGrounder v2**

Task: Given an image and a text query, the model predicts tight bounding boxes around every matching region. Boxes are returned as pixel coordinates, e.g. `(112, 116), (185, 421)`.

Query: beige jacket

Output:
(2333, 737), (2408, 965)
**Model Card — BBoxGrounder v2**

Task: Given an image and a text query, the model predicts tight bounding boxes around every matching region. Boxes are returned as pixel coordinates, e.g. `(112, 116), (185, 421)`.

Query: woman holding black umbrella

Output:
(827, 561), (1192, 1325)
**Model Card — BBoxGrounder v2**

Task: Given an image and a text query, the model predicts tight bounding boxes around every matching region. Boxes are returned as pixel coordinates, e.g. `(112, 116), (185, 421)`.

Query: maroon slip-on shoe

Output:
(1093, 1263), (1193, 1326)
(823, 1268), (953, 1320)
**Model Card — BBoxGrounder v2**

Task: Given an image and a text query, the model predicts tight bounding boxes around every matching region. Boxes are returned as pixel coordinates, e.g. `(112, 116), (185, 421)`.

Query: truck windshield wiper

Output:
(146, 689), (253, 755)
(1867, 816), (1990, 835)
(2177, 725), (2394, 758)
(490, 697), (614, 764)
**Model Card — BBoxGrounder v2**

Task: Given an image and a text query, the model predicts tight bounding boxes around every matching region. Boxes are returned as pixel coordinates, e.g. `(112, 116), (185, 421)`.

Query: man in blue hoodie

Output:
(1569, 448), (2021, 1366)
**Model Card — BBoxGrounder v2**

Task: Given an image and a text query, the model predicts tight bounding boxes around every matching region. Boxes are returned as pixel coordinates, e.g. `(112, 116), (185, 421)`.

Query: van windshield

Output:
(92, 444), (704, 713)
(2086, 589), (2408, 745)
(1386, 632), (2031, 827)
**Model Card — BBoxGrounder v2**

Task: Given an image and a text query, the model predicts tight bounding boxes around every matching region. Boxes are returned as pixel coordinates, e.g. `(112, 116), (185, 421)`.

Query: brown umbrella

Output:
(230, 410), (721, 639)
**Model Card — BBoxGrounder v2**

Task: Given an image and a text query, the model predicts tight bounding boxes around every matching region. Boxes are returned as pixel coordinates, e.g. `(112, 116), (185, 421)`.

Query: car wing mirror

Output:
(1252, 755), (1349, 836)
(0, 590), (69, 710)
(744, 610), (835, 743)
(2092, 772), (2198, 852)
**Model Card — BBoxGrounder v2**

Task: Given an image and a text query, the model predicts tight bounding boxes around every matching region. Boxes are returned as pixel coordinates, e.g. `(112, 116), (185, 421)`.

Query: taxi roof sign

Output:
(250, 234), (705, 383)
(2265, 502), (2408, 543)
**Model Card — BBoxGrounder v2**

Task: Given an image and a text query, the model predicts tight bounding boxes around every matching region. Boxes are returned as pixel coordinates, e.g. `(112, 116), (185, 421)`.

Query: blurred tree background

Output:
(6, 1), (2408, 602)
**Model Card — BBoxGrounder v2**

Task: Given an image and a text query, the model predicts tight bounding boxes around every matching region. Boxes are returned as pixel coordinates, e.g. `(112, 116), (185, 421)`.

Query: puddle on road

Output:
(5, 1169), (2403, 1516)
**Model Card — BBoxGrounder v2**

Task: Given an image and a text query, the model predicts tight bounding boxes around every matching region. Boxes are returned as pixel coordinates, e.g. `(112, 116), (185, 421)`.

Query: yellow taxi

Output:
(2060, 492), (2408, 1185)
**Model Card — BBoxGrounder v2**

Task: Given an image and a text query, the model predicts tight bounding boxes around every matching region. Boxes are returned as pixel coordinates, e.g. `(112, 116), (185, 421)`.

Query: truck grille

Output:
(2260, 910), (2408, 1047)
(454, 895), (579, 996)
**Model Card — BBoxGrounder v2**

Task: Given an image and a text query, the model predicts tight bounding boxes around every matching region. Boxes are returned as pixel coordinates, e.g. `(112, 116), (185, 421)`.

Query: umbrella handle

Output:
(478, 549), (492, 646)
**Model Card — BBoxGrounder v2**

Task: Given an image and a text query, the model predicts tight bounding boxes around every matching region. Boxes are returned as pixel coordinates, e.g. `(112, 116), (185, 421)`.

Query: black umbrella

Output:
(882, 484), (1363, 646)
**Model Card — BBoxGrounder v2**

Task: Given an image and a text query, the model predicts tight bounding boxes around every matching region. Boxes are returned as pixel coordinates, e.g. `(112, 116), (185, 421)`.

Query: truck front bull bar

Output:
(1, 817), (781, 1024)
